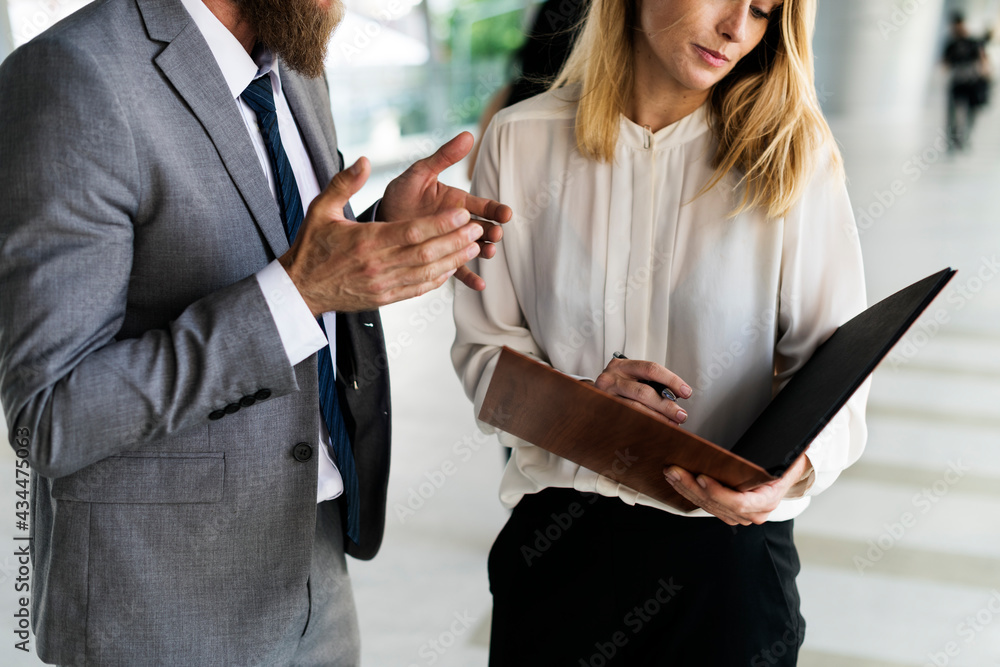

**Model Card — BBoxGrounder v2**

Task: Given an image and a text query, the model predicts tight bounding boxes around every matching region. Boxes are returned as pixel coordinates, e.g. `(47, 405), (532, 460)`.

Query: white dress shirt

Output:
(179, 0), (344, 503)
(453, 89), (870, 521)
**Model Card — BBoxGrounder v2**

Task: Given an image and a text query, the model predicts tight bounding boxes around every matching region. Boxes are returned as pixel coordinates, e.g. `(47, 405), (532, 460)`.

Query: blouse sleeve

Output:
(776, 150), (870, 498)
(452, 116), (545, 431)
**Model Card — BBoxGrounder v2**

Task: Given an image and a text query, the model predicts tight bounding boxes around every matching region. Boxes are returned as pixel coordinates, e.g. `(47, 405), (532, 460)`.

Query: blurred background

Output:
(2, 0), (1000, 665)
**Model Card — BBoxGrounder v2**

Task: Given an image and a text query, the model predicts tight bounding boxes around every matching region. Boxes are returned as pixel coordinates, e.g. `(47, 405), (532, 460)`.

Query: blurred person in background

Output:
(453, 0), (869, 664)
(943, 10), (991, 151)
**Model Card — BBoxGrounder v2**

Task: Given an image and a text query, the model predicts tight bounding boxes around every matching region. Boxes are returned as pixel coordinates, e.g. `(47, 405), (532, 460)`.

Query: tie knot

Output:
(241, 76), (275, 114)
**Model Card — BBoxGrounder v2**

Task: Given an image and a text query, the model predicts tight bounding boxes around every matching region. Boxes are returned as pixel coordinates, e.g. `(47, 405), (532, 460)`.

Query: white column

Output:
(0, 0), (14, 61)
(814, 0), (948, 121)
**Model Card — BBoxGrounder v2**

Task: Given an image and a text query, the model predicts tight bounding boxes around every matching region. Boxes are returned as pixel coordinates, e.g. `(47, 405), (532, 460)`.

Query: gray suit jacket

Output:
(0, 0), (391, 664)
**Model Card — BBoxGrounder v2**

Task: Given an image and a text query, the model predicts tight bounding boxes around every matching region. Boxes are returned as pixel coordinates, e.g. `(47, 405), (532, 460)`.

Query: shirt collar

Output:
(618, 103), (712, 151)
(177, 0), (283, 99)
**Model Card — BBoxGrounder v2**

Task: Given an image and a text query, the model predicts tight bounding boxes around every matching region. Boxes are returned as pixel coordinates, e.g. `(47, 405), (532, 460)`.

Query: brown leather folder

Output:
(479, 268), (956, 512)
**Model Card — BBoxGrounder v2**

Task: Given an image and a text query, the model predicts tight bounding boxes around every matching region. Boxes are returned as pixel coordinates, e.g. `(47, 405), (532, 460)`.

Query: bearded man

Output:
(0, 0), (510, 663)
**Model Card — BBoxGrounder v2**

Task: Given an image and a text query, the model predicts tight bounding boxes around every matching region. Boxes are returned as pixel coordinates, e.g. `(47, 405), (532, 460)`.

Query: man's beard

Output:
(237, 0), (345, 78)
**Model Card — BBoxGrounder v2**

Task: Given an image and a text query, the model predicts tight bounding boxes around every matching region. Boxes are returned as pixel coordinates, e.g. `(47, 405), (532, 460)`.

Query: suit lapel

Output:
(283, 71), (360, 222)
(282, 72), (339, 188)
(138, 0), (289, 259)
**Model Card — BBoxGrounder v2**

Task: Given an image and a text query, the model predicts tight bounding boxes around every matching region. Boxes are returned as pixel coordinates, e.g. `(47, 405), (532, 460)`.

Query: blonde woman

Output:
(453, 0), (867, 664)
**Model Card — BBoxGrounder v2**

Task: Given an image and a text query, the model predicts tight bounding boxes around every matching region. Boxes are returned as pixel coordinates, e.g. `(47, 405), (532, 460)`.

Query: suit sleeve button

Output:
(209, 410), (226, 421)
(224, 402), (241, 415)
(239, 395), (257, 408)
(254, 388), (272, 401)
(292, 443), (313, 462)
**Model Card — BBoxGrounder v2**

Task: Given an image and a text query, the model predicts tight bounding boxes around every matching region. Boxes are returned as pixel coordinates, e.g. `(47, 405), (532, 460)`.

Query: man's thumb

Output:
(316, 157), (370, 214)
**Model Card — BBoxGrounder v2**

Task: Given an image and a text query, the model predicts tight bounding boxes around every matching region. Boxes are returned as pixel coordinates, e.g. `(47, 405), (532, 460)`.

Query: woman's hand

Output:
(594, 356), (692, 425)
(663, 453), (813, 526)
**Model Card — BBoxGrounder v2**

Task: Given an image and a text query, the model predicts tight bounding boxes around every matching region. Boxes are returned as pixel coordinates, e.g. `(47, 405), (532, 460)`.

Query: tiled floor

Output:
(1, 96), (999, 665)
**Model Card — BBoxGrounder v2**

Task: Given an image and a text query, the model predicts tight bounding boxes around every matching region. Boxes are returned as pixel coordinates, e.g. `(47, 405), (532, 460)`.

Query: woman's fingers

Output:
(663, 465), (785, 525)
(595, 357), (692, 424)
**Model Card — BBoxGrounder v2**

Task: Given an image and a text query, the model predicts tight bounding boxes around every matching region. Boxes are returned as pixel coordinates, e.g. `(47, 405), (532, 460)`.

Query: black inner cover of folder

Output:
(730, 268), (956, 477)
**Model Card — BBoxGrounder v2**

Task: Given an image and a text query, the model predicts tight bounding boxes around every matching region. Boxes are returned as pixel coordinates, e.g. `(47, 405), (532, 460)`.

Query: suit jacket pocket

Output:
(50, 452), (225, 503)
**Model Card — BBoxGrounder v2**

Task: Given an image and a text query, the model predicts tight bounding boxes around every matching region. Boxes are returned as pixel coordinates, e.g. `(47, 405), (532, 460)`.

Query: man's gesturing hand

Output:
(279, 157), (484, 315)
(378, 132), (513, 291)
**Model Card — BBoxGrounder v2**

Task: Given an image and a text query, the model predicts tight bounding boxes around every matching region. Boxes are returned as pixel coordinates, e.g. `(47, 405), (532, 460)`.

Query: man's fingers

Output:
(378, 270), (458, 306)
(415, 132), (474, 177)
(467, 195), (513, 225)
(402, 235), (481, 282)
(472, 218), (504, 245)
(311, 157), (371, 220)
(454, 265), (486, 291)
(380, 209), (474, 248)
(477, 240), (498, 260)
(379, 243), (479, 302)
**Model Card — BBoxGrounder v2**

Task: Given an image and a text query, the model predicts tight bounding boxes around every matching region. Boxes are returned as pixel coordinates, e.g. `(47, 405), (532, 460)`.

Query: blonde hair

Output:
(551, 0), (839, 219)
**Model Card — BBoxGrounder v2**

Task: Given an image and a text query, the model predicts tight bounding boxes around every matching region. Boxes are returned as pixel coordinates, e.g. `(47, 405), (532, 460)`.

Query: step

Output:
(800, 565), (1000, 666)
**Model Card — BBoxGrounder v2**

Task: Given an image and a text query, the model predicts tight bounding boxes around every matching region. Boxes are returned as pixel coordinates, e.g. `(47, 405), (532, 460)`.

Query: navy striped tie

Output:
(242, 75), (361, 545)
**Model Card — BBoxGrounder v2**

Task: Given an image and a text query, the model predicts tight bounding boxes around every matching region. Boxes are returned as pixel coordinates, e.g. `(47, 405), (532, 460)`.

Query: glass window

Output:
(328, 0), (531, 208)
(3, 0), (532, 207)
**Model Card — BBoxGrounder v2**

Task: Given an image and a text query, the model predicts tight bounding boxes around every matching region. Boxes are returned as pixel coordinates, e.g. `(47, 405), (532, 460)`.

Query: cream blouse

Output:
(452, 89), (869, 521)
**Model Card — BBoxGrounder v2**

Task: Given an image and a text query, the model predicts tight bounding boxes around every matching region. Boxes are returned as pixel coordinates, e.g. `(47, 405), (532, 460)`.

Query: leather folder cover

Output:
(479, 268), (956, 512)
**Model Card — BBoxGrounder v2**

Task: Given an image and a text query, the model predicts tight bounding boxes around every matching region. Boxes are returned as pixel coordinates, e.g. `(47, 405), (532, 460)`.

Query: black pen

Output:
(611, 352), (677, 401)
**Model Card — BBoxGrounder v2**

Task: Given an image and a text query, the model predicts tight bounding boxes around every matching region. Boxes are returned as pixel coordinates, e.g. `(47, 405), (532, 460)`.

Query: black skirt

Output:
(487, 488), (804, 666)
